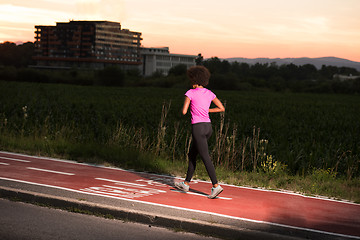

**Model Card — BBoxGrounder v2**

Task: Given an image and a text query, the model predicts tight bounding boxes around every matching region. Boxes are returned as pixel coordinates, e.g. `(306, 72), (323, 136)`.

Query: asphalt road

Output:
(0, 198), (219, 240)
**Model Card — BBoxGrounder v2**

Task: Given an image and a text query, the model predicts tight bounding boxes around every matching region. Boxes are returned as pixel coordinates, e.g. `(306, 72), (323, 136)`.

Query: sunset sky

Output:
(1, 0), (359, 62)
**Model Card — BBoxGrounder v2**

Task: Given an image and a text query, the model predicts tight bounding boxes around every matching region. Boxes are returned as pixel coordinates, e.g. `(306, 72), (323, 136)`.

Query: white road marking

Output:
(27, 167), (75, 176)
(171, 189), (232, 200)
(0, 162), (10, 166)
(0, 156), (30, 163)
(104, 185), (166, 193)
(95, 178), (167, 194)
(81, 184), (166, 199)
(95, 178), (147, 187)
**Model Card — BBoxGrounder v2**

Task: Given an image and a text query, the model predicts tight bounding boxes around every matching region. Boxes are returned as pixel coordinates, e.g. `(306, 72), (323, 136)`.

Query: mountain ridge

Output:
(224, 57), (360, 71)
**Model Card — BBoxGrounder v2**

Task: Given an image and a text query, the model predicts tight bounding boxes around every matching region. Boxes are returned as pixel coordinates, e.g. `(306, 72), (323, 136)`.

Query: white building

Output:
(333, 74), (360, 81)
(140, 47), (196, 76)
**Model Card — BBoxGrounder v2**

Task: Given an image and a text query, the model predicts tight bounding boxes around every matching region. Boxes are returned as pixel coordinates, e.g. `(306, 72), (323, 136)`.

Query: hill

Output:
(225, 57), (360, 71)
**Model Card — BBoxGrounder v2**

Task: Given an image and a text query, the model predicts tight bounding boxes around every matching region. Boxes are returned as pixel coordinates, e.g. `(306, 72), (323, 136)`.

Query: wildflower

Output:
(22, 106), (28, 120)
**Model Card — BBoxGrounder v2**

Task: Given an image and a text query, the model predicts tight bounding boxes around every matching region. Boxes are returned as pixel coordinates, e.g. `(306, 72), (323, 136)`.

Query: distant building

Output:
(140, 47), (196, 76)
(33, 21), (142, 70)
(333, 74), (360, 81)
(33, 20), (196, 75)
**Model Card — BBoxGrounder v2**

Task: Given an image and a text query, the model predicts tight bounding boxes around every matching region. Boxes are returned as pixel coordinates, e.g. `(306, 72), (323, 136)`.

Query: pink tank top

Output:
(185, 88), (216, 124)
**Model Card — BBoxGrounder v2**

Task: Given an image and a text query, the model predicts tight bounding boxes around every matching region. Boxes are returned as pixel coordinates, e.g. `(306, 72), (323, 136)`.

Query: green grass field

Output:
(0, 80), (359, 202)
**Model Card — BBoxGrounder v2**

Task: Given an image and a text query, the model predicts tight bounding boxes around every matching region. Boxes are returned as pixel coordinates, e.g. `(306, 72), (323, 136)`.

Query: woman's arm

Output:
(209, 97), (225, 113)
(182, 96), (191, 115)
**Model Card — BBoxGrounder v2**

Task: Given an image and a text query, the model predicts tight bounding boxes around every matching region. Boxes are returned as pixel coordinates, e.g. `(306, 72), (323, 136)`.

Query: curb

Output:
(0, 186), (308, 240)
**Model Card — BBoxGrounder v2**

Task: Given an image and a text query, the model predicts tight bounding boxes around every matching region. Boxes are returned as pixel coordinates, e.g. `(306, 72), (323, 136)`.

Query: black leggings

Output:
(185, 122), (218, 185)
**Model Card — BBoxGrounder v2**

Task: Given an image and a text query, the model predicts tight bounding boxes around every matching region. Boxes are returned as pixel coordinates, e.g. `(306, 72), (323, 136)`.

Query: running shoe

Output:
(174, 181), (189, 192)
(208, 185), (223, 199)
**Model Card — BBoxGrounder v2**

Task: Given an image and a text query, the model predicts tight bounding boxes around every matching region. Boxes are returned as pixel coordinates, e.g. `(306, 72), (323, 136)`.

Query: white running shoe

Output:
(208, 185), (223, 199)
(174, 181), (190, 192)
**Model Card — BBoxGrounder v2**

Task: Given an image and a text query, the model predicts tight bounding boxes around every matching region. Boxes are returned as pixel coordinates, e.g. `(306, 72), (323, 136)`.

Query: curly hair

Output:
(187, 66), (211, 87)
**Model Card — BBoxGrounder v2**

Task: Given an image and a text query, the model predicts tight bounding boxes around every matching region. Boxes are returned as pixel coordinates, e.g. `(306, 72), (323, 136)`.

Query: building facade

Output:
(33, 21), (142, 69)
(333, 74), (360, 81)
(140, 47), (196, 76)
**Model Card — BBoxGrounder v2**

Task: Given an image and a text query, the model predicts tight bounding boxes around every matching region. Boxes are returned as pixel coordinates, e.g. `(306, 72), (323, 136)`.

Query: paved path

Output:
(0, 151), (359, 239)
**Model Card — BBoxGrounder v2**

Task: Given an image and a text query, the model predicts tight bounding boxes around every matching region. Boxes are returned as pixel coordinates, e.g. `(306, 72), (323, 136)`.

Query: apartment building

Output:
(33, 21), (142, 69)
(141, 47), (196, 76)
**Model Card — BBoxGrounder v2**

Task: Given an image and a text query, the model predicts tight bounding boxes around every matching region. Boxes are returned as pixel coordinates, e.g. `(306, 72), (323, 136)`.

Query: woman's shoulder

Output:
(185, 89), (193, 94)
(204, 88), (214, 93)
(204, 88), (216, 95)
(185, 89), (195, 99)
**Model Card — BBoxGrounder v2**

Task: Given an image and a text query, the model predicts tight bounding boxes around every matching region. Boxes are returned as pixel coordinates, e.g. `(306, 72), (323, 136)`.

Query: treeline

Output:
(200, 57), (360, 94)
(0, 41), (35, 67)
(1, 41), (360, 93)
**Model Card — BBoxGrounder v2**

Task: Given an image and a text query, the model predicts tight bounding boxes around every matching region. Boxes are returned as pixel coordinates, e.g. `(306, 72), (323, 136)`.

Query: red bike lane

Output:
(0, 151), (359, 238)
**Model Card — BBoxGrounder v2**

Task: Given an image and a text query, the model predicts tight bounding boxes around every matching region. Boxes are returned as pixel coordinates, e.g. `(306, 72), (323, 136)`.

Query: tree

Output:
(208, 73), (239, 90)
(195, 53), (203, 66)
(319, 65), (339, 80)
(96, 66), (125, 86)
(0, 42), (17, 66)
(279, 63), (300, 81)
(339, 67), (358, 76)
(231, 62), (250, 79)
(168, 64), (187, 76)
(299, 64), (318, 80)
(203, 57), (231, 74)
(0, 41), (34, 67)
(18, 42), (35, 67)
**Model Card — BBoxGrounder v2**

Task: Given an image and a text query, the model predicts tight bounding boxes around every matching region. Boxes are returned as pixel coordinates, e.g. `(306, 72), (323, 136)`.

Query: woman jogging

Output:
(175, 65), (225, 199)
